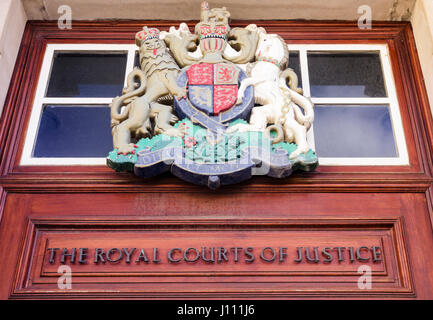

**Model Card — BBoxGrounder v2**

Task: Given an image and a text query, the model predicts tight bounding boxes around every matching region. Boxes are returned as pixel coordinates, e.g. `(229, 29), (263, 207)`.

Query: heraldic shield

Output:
(173, 63), (254, 133)
(186, 63), (239, 115)
(106, 2), (319, 189)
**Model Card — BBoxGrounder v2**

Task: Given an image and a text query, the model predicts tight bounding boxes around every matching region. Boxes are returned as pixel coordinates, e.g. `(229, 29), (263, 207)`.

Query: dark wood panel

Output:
(1, 192), (432, 299)
(11, 217), (411, 298)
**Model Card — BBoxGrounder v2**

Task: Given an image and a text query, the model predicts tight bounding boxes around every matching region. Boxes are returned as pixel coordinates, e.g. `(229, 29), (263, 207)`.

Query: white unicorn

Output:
(227, 26), (314, 159)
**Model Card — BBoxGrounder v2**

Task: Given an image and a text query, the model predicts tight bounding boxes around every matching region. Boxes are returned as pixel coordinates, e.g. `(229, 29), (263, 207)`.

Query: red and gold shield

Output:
(186, 63), (240, 115)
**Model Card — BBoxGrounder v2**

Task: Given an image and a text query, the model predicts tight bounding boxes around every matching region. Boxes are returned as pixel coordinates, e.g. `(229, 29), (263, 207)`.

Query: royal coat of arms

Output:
(107, 2), (318, 189)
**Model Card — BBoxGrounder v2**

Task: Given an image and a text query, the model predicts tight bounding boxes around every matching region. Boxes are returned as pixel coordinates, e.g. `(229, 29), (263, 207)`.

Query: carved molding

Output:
(11, 217), (414, 299)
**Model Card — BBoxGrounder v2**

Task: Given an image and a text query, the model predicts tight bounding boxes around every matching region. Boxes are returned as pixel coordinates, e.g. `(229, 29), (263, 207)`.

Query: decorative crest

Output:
(107, 2), (318, 189)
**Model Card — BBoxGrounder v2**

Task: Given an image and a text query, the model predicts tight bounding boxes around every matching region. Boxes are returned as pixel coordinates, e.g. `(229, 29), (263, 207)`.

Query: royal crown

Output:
(135, 27), (160, 46)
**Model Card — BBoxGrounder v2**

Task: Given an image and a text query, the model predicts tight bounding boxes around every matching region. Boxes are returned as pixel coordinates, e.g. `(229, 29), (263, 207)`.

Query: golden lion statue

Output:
(110, 27), (187, 155)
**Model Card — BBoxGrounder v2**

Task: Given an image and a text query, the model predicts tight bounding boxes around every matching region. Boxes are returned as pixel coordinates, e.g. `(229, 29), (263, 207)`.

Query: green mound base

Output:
(107, 119), (318, 174)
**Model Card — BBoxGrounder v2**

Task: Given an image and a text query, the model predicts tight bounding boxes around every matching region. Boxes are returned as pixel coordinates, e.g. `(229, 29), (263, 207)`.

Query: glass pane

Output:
(33, 105), (112, 157)
(308, 52), (386, 98)
(288, 51), (302, 88)
(46, 52), (127, 97)
(133, 51), (143, 88)
(134, 51), (140, 68)
(314, 105), (397, 157)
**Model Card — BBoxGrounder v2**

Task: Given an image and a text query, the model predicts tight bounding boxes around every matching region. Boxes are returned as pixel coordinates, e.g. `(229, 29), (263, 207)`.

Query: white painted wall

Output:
(0, 0), (27, 116)
(411, 0), (433, 114)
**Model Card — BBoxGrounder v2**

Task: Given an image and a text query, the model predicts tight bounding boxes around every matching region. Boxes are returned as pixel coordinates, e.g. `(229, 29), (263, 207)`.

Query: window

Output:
(287, 44), (408, 166)
(20, 43), (408, 166)
(21, 44), (137, 165)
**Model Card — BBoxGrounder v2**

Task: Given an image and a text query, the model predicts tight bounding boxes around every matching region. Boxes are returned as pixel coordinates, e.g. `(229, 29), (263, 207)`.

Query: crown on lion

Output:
(135, 27), (160, 46)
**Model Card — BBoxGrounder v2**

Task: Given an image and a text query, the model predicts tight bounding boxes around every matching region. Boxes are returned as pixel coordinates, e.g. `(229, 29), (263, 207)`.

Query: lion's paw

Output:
(163, 127), (185, 138)
(170, 114), (179, 123)
(289, 146), (309, 160)
(173, 86), (188, 100)
(236, 95), (243, 105)
(226, 123), (252, 133)
(117, 143), (138, 155)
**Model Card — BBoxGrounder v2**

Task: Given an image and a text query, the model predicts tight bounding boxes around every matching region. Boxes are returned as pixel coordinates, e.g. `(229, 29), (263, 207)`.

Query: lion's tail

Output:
(110, 68), (147, 124)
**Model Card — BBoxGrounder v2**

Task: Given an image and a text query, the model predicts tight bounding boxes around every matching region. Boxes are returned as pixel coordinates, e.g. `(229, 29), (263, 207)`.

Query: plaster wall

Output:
(411, 0), (433, 114)
(0, 0), (27, 116)
(22, 0), (415, 21)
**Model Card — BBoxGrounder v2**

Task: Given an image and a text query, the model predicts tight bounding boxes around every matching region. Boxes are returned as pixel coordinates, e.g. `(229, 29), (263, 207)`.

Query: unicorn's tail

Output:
(279, 70), (314, 130)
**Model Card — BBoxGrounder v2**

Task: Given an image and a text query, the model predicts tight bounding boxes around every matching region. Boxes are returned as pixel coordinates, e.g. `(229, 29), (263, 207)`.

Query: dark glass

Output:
(46, 52), (127, 97)
(33, 105), (113, 157)
(134, 51), (140, 68)
(308, 52), (387, 97)
(133, 51), (143, 88)
(313, 105), (397, 157)
(287, 51), (302, 88)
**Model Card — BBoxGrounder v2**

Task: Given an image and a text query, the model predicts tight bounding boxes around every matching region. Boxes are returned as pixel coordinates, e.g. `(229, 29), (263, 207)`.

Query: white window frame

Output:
(20, 43), (136, 165)
(20, 43), (409, 166)
(288, 43), (409, 166)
